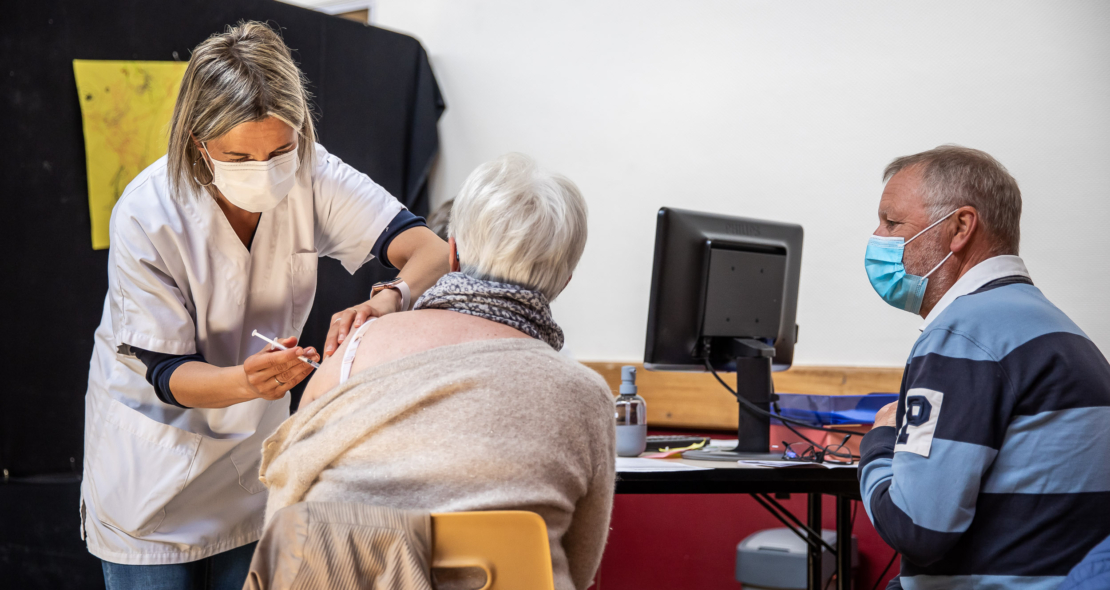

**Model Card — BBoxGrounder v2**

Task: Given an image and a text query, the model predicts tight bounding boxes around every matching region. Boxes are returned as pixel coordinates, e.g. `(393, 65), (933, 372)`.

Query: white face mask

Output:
(201, 143), (300, 213)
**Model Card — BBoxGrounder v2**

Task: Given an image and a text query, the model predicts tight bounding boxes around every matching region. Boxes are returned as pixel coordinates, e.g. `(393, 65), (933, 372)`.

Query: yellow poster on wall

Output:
(74, 60), (188, 249)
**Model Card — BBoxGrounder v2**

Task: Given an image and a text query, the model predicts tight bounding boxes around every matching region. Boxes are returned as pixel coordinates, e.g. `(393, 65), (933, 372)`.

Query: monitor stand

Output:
(683, 339), (779, 462)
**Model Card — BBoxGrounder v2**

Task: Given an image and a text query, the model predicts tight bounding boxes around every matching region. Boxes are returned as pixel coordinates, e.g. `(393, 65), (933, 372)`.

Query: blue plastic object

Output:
(771, 393), (899, 426)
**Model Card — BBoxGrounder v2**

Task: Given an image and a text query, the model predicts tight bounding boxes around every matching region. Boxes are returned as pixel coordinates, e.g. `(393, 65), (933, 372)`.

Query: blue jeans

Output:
(101, 542), (257, 590)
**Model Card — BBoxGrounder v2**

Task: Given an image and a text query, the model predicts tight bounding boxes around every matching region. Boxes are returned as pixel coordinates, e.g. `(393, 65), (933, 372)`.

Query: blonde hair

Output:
(168, 21), (316, 199)
(449, 154), (588, 301)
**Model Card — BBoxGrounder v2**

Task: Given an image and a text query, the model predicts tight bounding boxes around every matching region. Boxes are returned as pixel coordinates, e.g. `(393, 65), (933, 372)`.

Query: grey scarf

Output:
(413, 273), (564, 350)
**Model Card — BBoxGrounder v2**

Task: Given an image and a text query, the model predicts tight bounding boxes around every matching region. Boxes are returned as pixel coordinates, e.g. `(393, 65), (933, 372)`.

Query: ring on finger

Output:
(274, 376), (286, 386)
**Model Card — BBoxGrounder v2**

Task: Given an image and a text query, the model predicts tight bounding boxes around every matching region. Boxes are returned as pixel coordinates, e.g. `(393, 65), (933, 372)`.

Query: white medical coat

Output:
(82, 143), (404, 564)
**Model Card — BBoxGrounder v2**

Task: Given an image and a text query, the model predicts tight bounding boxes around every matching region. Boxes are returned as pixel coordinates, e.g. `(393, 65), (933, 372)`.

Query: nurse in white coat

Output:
(82, 22), (449, 590)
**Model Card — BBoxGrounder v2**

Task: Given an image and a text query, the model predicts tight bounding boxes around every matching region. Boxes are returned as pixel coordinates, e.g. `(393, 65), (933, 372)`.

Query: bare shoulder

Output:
(300, 334), (346, 406)
(349, 310), (531, 374)
(298, 313), (424, 406)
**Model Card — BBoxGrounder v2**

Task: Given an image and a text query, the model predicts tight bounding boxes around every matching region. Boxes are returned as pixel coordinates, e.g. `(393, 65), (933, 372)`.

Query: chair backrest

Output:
(430, 511), (556, 590)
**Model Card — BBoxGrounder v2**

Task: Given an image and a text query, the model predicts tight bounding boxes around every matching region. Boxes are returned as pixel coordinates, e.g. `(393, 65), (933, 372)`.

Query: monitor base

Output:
(682, 449), (782, 462)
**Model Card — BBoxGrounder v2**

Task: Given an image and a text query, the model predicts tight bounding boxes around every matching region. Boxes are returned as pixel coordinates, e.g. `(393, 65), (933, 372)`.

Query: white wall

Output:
(377, 0), (1110, 366)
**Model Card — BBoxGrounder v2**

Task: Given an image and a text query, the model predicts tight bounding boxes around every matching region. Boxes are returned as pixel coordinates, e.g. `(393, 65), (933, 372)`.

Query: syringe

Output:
(251, 330), (321, 369)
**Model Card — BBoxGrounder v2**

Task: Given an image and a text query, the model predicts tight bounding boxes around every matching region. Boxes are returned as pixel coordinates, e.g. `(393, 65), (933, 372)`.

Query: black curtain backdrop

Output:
(0, 1), (443, 586)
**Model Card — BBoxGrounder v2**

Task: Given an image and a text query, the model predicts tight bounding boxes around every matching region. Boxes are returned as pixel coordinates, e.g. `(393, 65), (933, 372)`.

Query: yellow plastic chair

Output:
(430, 511), (556, 590)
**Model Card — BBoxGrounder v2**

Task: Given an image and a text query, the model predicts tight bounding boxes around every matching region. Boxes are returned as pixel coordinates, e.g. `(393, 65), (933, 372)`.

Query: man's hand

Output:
(874, 401), (899, 429)
(242, 337), (319, 400)
(323, 289), (403, 358)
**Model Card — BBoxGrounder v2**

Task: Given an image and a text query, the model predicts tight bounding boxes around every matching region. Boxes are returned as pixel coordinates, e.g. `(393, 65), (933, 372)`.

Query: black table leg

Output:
(837, 496), (852, 589)
(808, 493), (822, 590)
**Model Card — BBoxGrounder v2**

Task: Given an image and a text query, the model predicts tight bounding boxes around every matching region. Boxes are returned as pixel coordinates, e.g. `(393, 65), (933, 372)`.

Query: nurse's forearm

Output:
(167, 339), (317, 407)
(168, 362), (256, 409)
(388, 226), (450, 301)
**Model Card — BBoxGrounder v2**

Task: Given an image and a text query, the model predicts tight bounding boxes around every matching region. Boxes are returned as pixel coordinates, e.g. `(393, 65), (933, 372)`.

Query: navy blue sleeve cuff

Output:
(371, 209), (428, 269)
(859, 426), (897, 479)
(132, 347), (205, 409)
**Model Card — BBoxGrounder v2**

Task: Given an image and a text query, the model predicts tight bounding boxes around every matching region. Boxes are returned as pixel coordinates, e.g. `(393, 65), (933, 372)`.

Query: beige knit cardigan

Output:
(259, 338), (617, 590)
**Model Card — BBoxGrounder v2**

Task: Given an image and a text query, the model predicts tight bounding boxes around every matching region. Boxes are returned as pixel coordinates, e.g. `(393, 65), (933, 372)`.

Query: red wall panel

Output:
(596, 430), (900, 589)
(596, 494), (899, 589)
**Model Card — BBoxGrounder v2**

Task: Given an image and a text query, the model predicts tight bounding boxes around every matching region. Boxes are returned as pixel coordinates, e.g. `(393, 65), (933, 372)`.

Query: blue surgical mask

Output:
(864, 210), (957, 314)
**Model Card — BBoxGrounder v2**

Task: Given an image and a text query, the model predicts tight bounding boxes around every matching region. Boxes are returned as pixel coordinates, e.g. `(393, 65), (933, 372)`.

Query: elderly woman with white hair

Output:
(258, 154), (616, 590)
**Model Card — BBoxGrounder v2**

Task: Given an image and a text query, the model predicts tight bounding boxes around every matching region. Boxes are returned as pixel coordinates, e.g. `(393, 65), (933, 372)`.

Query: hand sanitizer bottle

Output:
(615, 366), (647, 457)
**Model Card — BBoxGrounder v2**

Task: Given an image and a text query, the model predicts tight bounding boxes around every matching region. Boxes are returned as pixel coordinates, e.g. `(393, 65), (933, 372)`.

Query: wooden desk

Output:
(617, 458), (859, 590)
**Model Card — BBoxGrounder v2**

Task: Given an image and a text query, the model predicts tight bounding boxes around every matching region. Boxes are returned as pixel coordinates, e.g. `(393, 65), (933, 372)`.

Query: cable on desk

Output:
(704, 359), (867, 437)
(775, 406), (863, 461)
(773, 405), (827, 448)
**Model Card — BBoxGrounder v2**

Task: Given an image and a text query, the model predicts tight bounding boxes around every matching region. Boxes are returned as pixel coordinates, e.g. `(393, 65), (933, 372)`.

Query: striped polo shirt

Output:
(859, 256), (1110, 590)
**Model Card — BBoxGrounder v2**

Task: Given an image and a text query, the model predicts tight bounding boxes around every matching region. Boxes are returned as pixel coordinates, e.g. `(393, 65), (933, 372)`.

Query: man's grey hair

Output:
(884, 145), (1022, 255)
(449, 154), (588, 300)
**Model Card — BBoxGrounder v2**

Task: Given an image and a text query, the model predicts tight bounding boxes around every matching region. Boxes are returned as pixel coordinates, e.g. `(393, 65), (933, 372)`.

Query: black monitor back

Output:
(644, 207), (803, 372)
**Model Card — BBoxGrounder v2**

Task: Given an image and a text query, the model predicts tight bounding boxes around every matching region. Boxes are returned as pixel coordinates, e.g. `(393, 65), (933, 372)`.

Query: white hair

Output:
(449, 154), (588, 300)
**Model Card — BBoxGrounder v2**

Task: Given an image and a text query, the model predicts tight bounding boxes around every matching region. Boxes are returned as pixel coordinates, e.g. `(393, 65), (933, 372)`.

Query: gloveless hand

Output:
(323, 289), (403, 358)
(874, 401), (899, 429)
(242, 336), (320, 400)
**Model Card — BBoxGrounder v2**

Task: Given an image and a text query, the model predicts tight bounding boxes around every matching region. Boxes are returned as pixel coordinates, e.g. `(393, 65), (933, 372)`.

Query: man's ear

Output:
(448, 237), (461, 273)
(949, 207), (979, 254)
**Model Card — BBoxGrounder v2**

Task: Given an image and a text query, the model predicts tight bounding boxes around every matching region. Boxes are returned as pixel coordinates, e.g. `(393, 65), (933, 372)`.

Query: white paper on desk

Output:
(739, 460), (857, 469)
(616, 457), (713, 472)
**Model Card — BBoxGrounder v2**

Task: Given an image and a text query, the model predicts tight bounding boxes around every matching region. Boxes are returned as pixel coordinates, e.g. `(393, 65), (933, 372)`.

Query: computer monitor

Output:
(644, 207), (804, 459)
